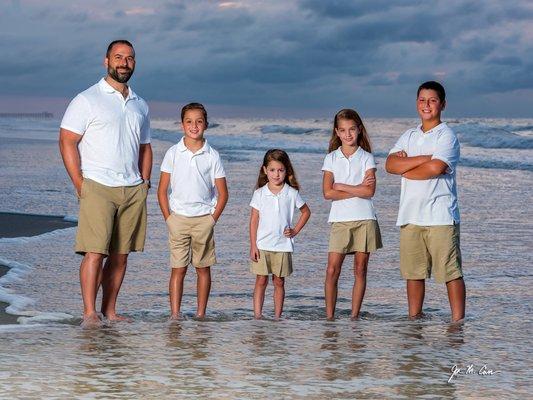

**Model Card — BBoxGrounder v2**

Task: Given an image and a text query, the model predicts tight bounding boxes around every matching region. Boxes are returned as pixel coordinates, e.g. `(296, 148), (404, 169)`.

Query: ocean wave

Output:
(456, 122), (533, 149)
(260, 125), (323, 135)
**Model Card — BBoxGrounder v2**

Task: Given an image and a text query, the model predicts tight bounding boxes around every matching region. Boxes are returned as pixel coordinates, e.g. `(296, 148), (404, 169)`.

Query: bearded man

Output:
(59, 40), (152, 327)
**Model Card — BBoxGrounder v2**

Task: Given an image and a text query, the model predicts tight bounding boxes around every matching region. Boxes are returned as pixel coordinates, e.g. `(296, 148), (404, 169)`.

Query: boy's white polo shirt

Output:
(60, 78), (150, 187)
(250, 184), (306, 252)
(321, 147), (377, 223)
(389, 122), (460, 226)
(161, 138), (226, 217)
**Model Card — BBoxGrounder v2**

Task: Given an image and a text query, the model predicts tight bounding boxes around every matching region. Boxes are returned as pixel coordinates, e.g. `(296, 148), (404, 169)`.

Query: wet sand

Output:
(0, 212), (77, 324)
(0, 212), (76, 238)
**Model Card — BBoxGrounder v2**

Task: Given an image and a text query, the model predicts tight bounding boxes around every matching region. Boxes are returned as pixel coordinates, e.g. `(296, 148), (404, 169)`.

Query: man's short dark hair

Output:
(106, 40), (134, 58)
(417, 81), (446, 103)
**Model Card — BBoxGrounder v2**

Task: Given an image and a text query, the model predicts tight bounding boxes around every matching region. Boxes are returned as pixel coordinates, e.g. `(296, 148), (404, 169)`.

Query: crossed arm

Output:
(322, 169), (376, 201)
(385, 150), (448, 180)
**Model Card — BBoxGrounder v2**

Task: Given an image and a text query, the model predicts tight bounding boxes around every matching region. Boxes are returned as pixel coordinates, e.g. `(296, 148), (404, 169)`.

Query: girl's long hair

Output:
(256, 149), (299, 190)
(328, 109), (372, 153)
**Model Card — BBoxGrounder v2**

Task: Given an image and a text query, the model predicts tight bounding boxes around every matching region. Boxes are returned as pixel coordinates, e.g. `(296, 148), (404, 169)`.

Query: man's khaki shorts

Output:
(400, 224), (463, 283)
(75, 178), (148, 256)
(166, 213), (216, 268)
(250, 250), (293, 277)
(328, 219), (383, 254)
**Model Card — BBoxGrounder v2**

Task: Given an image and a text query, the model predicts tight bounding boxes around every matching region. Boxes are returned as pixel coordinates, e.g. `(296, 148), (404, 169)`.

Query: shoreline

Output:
(0, 212), (77, 325)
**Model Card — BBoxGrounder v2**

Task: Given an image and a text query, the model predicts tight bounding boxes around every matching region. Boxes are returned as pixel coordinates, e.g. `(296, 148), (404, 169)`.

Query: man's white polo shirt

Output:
(389, 122), (460, 226)
(321, 147), (377, 223)
(161, 138), (226, 217)
(60, 78), (150, 187)
(250, 184), (306, 252)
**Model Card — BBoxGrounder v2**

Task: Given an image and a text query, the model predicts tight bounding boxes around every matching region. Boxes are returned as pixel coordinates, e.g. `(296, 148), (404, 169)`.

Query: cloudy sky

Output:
(1, 0), (532, 117)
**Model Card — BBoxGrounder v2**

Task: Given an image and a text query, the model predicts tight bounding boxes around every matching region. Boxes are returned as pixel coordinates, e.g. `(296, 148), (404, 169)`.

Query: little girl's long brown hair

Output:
(256, 149), (300, 190)
(328, 109), (372, 153)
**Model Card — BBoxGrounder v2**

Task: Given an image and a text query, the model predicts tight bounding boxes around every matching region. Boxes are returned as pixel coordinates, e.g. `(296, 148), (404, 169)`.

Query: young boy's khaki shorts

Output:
(75, 178), (148, 255)
(328, 219), (383, 254)
(166, 213), (216, 268)
(250, 250), (292, 278)
(400, 224), (463, 283)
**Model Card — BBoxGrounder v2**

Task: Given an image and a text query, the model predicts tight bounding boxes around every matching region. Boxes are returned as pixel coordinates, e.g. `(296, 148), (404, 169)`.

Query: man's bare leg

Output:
(196, 266), (211, 318)
(100, 253), (129, 321)
(80, 252), (105, 326)
(169, 267), (187, 319)
(351, 252), (369, 319)
(446, 277), (466, 322)
(325, 252), (346, 320)
(407, 279), (425, 319)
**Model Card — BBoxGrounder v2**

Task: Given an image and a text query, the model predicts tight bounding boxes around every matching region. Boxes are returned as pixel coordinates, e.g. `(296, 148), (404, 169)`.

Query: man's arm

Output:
(139, 143), (153, 184)
(385, 151), (433, 175)
(212, 177), (229, 222)
(332, 169), (376, 199)
(59, 128), (83, 196)
(402, 159), (448, 180)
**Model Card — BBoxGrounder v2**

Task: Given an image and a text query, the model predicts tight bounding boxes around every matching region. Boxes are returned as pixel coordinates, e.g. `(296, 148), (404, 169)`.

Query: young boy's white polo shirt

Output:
(321, 147), (377, 223)
(161, 138), (226, 217)
(250, 184), (305, 252)
(389, 122), (460, 226)
(60, 78), (150, 187)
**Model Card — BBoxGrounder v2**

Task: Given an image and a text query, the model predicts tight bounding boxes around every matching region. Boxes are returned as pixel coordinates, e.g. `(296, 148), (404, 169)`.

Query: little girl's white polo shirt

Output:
(250, 184), (306, 252)
(389, 122), (460, 226)
(321, 147), (377, 223)
(161, 138), (226, 217)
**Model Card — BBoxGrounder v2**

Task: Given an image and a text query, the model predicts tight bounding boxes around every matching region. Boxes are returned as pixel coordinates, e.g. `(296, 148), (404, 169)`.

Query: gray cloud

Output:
(0, 0), (531, 117)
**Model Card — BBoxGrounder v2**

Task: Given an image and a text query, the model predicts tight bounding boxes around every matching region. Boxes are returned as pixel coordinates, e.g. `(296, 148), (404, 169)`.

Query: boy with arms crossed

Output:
(385, 81), (466, 322)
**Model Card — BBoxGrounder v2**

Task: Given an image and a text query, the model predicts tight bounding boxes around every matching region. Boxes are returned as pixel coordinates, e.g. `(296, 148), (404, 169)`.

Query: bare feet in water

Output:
(104, 314), (132, 323)
(81, 313), (103, 329)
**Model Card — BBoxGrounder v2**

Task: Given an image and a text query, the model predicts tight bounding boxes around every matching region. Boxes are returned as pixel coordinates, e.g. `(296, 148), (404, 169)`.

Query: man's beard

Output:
(108, 66), (134, 83)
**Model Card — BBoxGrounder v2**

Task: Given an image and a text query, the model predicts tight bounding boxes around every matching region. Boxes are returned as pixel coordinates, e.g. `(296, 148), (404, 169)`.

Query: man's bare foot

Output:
(104, 313), (132, 323)
(169, 314), (182, 322)
(350, 314), (360, 321)
(81, 313), (103, 329)
(254, 314), (263, 320)
(408, 312), (425, 320)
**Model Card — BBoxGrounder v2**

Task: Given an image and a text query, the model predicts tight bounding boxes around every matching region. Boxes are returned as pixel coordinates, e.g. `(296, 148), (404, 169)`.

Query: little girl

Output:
(249, 149), (311, 319)
(322, 109), (382, 320)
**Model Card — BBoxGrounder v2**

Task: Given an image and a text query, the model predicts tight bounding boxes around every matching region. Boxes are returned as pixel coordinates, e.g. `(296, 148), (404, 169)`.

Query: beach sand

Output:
(0, 212), (76, 238)
(0, 212), (77, 324)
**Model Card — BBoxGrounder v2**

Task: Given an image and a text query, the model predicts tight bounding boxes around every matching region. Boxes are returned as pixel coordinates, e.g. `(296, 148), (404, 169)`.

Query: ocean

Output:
(0, 117), (532, 398)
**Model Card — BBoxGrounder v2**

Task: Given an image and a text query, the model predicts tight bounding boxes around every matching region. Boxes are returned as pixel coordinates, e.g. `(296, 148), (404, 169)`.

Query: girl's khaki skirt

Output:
(328, 219), (382, 254)
(251, 250), (293, 277)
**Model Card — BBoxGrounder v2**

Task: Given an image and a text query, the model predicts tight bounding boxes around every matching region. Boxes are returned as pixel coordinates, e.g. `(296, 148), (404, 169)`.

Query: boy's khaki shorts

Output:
(400, 224), (463, 283)
(251, 250), (292, 278)
(328, 219), (383, 254)
(75, 178), (148, 255)
(166, 213), (216, 268)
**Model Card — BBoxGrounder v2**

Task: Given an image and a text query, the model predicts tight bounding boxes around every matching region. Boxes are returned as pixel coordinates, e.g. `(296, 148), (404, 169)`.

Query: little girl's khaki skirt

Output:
(251, 249), (293, 277)
(328, 219), (382, 254)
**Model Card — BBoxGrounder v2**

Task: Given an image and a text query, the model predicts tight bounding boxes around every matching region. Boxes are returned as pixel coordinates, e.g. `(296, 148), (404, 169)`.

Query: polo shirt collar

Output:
(177, 137), (211, 154)
(264, 183), (289, 197)
(417, 122), (447, 135)
(98, 78), (138, 100)
(335, 146), (362, 160)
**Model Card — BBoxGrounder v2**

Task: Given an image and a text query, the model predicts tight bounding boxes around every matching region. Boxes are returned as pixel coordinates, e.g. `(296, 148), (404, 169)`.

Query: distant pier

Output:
(0, 112), (53, 119)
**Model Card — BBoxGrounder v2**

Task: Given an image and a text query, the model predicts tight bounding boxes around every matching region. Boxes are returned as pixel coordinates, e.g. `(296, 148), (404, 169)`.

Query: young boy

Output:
(157, 103), (228, 319)
(385, 81), (466, 322)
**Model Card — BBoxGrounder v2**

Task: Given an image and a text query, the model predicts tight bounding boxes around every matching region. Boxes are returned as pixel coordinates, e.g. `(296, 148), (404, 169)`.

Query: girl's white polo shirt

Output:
(250, 184), (305, 252)
(322, 147), (377, 223)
